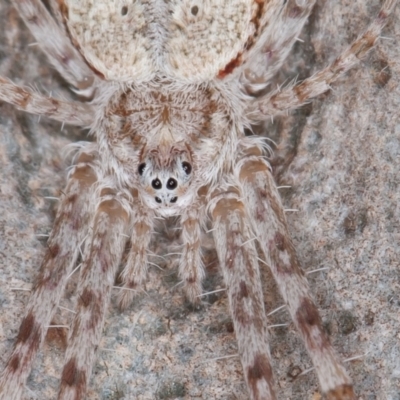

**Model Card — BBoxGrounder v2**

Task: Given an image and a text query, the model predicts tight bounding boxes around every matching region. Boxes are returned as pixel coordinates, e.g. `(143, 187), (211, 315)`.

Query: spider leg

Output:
(47, 0), (68, 30)
(58, 188), (130, 400)
(210, 189), (276, 400)
(12, 0), (96, 91)
(245, 0), (397, 119)
(179, 197), (207, 303)
(117, 197), (153, 310)
(0, 152), (98, 400)
(237, 148), (355, 399)
(239, 0), (316, 91)
(0, 76), (94, 125)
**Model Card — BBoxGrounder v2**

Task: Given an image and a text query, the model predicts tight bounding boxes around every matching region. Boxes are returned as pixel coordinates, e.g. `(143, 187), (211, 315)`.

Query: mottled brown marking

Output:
(351, 33), (376, 60)
(126, 281), (137, 289)
(34, 271), (51, 291)
(17, 91), (31, 108)
(61, 361), (88, 399)
(295, 298), (330, 352)
(62, 358), (78, 386)
(66, 193), (78, 205)
(239, 280), (249, 299)
(326, 384), (356, 400)
(270, 234), (304, 276)
(72, 164), (97, 186)
(225, 320), (234, 333)
(58, 0), (68, 18)
(134, 221), (151, 236)
(233, 305), (251, 327)
(232, 271), (264, 331)
(98, 199), (128, 221)
(247, 354), (274, 393)
(239, 159), (267, 182)
(226, 235), (239, 271)
(294, 81), (309, 104)
(211, 196), (243, 221)
(16, 312), (36, 344)
(274, 232), (286, 251)
(88, 296), (102, 331)
(77, 152), (95, 164)
(48, 243), (60, 259)
(161, 106), (169, 123)
(378, 9), (389, 21)
(8, 354), (20, 372)
(79, 287), (94, 307)
(99, 187), (116, 197)
(225, 239), (238, 269)
(279, 261), (303, 276)
(296, 298), (321, 328)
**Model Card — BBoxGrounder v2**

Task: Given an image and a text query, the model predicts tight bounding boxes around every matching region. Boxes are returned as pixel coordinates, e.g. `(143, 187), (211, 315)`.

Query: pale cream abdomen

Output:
(63, 0), (255, 82)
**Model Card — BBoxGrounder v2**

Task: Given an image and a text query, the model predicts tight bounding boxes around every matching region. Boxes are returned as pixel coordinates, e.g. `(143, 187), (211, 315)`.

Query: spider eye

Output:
(138, 163), (146, 175)
(152, 179), (162, 189)
(166, 178), (177, 190)
(182, 162), (192, 175)
(155, 197), (162, 203)
(170, 197), (178, 203)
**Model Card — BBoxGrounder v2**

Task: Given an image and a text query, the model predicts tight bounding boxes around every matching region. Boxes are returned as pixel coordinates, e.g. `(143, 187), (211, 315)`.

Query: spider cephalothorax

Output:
(0, 0), (397, 399)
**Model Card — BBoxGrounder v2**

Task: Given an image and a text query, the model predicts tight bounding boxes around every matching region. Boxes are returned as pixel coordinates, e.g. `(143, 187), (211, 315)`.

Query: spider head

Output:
(137, 143), (195, 215)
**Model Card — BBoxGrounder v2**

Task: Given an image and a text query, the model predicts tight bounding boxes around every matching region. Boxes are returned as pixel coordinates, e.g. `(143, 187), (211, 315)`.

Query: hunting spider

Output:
(0, 0), (397, 399)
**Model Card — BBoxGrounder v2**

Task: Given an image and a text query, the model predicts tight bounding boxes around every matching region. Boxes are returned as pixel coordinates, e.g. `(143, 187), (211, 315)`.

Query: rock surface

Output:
(0, 1), (399, 399)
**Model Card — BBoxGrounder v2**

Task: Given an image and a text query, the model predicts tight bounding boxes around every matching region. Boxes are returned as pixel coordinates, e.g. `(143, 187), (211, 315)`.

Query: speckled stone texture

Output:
(0, 1), (399, 399)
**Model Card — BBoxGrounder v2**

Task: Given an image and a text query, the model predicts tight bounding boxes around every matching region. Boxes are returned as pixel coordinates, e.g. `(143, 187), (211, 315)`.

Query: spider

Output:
(0, 0), (397, 399)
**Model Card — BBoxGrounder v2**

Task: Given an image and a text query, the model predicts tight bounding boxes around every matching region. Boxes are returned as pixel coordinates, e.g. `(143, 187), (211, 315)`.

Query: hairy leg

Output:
(0, 152), (97, 400)
(245, 0), (397, 119)
(210, 189), (276, 400)
(237, 148), (354, 399)
(179, 197), (207, 303)
(12, 0), (95, 91)
(117, 197), (153, 310)
(47, 0), (67, 30)
(0, 76), (94, 125)
(239, 0), (316, 91)
(58, 189), (129, 400)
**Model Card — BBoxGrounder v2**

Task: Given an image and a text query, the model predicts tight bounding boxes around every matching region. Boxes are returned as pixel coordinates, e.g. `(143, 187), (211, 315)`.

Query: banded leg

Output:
(117, 200), (153, 310)
(246, 0), (397, 118)
(12, 0), (95, 90)
(240, 0), (316, 91)
(210, 189), (275, 400)
(179, 198), (206, 303)
(59, 190), (129, 400)
(237, 149), (355, 399)
(0, 76), (94, 125)
(0, 152), (97, 400)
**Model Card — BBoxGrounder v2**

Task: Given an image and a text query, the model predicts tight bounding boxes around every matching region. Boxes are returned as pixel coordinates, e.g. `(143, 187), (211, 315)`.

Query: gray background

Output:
(0, 0), (399, 399)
